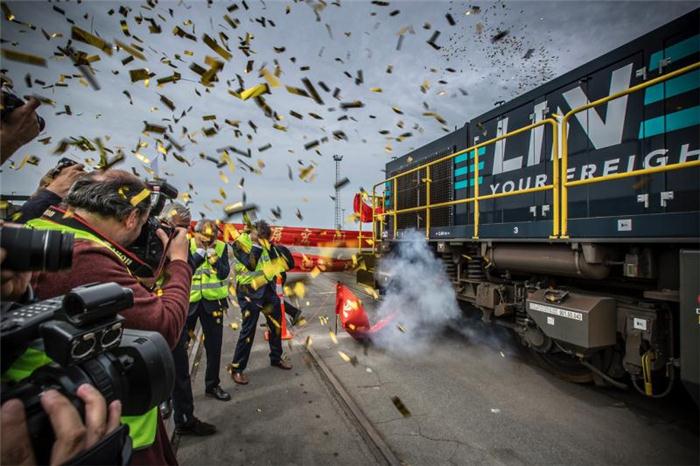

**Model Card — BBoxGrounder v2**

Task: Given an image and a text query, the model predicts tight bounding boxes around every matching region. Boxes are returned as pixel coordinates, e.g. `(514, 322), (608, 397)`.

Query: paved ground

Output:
(177, 271), (699, 465)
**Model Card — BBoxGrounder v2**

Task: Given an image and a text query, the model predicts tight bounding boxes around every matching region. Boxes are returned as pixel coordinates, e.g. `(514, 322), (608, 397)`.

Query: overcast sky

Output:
(1, 0), (696, 228)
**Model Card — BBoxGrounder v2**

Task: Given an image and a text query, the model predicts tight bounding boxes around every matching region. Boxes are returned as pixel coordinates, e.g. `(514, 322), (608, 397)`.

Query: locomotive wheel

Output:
(530, 348), (593, 384)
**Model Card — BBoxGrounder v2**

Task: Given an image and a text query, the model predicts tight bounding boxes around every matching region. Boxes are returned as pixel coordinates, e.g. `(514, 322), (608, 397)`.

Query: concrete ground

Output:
(177, 272), (699, 466)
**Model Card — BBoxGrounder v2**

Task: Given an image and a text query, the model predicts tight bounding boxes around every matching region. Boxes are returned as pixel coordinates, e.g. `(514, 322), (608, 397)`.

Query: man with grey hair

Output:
(29, 170), (191, 466)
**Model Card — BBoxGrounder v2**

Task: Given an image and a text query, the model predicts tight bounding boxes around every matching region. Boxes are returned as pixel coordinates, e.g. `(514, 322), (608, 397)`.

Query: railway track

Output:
(303, 344), (402, 466)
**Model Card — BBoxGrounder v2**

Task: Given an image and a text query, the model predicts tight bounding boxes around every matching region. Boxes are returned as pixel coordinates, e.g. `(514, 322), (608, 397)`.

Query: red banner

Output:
(217, 223), (372, 272)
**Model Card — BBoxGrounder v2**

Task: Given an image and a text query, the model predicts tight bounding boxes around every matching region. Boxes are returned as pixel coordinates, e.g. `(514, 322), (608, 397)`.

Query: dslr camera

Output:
(1, 283), (174, 465)
(127, 179), (179, 275)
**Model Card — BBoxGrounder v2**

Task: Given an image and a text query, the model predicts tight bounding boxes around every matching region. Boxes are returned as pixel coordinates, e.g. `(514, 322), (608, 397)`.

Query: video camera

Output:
(0, 282), (174, 465)
(0, 223), (175, 464)
(127, 179), (179, 274)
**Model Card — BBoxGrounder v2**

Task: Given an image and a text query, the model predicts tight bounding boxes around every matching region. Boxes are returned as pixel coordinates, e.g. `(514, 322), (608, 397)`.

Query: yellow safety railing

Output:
(560, 61), (700, 238)
(371, 118), (560, 242)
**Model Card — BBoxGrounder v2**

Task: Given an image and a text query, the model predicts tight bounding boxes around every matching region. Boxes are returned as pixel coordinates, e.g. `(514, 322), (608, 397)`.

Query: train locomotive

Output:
(364, 9), (700, 402)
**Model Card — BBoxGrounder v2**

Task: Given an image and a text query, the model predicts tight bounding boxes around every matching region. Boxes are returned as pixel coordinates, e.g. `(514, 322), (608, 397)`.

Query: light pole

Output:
(333, 154), (343, 230)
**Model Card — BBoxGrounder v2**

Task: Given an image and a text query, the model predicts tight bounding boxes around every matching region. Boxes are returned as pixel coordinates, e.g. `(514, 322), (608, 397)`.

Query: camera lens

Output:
(71, 333), (96, 360)
(100, 323), (123, 349)
(0, 227), (73, 272)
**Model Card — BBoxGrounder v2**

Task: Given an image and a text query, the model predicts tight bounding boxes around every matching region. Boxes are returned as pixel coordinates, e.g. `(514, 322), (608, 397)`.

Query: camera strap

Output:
(34, 206), (158, 281)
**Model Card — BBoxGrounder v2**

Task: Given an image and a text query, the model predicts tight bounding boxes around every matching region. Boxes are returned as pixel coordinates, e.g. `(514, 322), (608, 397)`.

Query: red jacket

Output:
(32, 239), (191, 466)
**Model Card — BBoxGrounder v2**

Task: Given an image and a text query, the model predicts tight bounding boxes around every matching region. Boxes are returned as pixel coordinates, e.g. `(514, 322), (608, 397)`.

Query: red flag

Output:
(335, 283), (371, 340)
(353, 193), (382, 223)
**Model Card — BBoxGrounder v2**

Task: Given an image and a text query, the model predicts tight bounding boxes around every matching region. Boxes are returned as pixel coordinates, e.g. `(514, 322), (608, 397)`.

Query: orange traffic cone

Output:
(265, 276), (294, 341)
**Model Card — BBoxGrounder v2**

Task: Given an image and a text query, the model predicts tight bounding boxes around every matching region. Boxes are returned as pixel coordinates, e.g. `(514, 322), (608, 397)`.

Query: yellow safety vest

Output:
(189, 239), (229, 302)
(233, 234), (288, 291)
(24, 218), (158, 450)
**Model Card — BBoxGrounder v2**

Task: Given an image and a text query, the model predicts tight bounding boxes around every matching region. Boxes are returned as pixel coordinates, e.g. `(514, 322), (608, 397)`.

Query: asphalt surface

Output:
(177, 271), (699, 465)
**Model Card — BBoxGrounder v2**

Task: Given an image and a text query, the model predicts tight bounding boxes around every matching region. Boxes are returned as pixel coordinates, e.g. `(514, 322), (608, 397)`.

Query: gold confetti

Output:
(310, 266), (321, 278)
(239, 83), (269, 100)
(129, 68), (152, 82)
(261, 67), (281, 88)
(369, 87), (383, 93)
(338, 351), (351, 363)
(203, 33), (232, 60)
(115, 39), (145, 61)
(299, 164), (316, 181)
(293, 282), (306, 298)
(329, 331), (338, 345)
(391, 396), (411, 417)
(1, 48), (47, 67)
(2, 3), (15, 21)
(71, 26), (112, 55)
(130, 188), (151, 206)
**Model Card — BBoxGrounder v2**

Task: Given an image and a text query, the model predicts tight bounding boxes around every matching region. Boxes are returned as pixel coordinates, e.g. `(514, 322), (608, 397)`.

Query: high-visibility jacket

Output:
(233, 233), (270, 291)
(24, 217), (158, 450)
(189, 239), (228, 302)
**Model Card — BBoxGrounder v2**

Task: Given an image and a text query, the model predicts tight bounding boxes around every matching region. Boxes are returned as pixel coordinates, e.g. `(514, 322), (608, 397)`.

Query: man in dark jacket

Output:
(229, 221), (292, 385)
(186, 219), (231, 402)
(159, 204), (217, 436)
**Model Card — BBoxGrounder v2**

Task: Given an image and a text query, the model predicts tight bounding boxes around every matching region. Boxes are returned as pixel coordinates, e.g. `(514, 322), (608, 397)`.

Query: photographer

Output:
(27, 170), (191, 465)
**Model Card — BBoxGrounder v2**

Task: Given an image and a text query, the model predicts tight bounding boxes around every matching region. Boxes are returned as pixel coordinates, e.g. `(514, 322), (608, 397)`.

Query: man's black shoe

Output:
(205, 385), (231, 401)
(175, 418), (217, 436)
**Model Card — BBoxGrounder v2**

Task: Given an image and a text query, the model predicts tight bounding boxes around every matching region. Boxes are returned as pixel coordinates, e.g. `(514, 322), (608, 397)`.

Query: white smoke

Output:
(371, 229), (461, 356)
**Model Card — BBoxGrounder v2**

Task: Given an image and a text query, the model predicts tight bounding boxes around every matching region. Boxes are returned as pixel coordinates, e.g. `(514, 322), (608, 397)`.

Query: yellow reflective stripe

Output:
(199, 281), (227, 289)
(1, 347), (53, 383)
(121, 406), (158, 450)
(191, 240), (229, 300)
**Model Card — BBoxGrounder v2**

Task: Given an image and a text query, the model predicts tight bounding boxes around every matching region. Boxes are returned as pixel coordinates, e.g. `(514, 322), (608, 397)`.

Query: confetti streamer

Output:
(1, 49), (47, 67)
(334, 177), (350, 190)
(239, 83), (269, 100)
(71, 26), (112, 55)
(391, 396), (411, 417)
(2, 3), (15, 21)
(115, 39), (145, 60)
(203, 33), (232, 60)
(130, 188), (151, 207)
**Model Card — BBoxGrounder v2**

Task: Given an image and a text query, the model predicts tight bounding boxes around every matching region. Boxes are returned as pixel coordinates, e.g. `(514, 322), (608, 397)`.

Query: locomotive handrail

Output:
(371, 118), (560, 242)
(560, 61), (700, 238)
